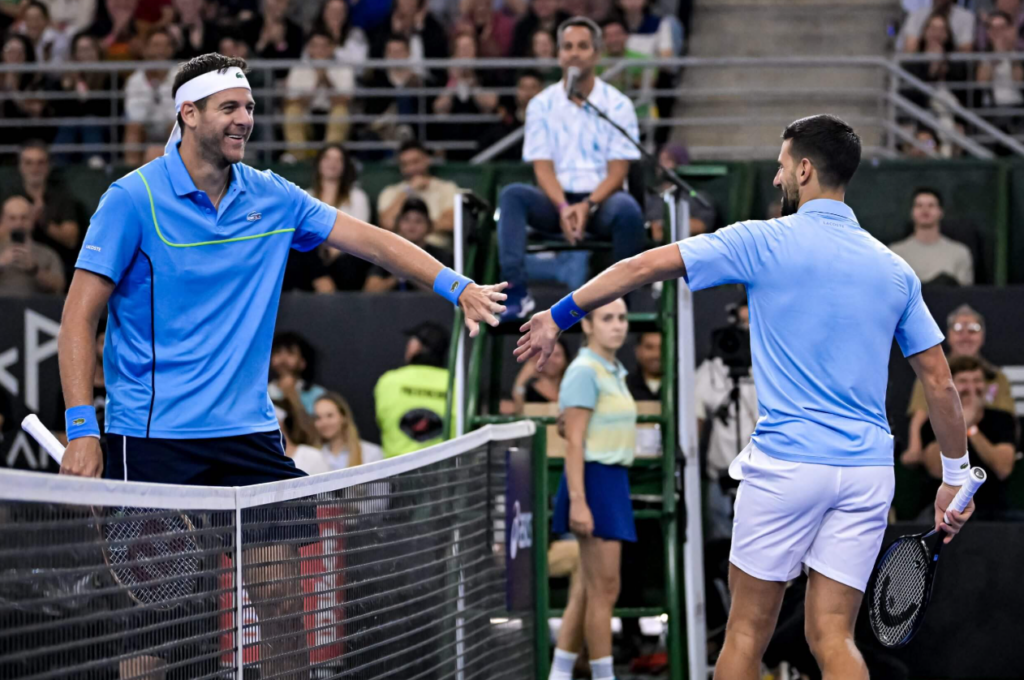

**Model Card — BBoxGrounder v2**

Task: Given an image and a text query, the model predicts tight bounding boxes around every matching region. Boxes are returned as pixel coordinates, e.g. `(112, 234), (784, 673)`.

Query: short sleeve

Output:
(276, 174), (336, 252)
(677, 220), (772, 290)
(559, 362), (599, 411)
(894, 268), (944, 358)
(522, 97), (551, 162)
(76, 185), (143, 285)
(606, 95), (642, 161)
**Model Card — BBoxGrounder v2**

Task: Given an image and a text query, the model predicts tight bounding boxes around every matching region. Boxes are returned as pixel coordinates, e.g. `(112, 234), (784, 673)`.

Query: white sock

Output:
(590, 655), (615, 680)
(548, 648), (578, 680)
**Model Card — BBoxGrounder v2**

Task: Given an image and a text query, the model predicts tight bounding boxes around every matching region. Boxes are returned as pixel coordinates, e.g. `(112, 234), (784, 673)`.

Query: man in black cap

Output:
(364, 198), (453, 292)
(373, 321), (451, 457)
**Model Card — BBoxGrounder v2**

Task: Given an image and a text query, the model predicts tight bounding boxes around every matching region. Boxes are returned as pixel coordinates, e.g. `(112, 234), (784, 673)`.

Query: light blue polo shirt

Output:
(678, 199), (944, 466)
(76, 143), (337, 438)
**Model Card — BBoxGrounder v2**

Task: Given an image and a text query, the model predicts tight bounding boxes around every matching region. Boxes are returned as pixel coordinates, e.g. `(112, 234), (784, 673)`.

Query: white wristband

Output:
(940, 452), (971, 486)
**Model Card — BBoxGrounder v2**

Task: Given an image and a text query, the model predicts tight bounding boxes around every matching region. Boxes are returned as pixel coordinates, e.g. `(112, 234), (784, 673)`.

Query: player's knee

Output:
(804, 616), (853, 661)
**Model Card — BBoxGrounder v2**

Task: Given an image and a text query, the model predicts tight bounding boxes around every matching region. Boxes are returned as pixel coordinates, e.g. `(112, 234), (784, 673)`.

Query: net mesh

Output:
(0, 424), (535, 680)
(868, 536), (929, 647)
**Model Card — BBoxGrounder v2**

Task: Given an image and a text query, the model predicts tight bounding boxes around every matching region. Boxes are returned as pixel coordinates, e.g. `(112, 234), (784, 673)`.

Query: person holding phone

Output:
(0, 195), (65, 295)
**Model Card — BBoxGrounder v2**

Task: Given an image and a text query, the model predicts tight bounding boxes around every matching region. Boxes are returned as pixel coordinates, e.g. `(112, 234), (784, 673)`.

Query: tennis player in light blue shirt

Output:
(516, 115), (976, 679)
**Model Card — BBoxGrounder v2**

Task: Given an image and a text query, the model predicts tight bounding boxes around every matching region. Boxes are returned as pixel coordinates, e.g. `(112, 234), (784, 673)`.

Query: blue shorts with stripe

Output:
(105, 431), (317, 544)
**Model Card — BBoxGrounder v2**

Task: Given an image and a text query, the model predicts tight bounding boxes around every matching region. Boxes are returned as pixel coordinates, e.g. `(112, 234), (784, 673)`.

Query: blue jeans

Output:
(497, 183), (646, 292)
(525, 251), (590, 290)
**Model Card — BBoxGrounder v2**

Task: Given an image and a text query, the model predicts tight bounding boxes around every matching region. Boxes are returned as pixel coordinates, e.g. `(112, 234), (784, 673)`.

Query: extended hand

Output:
(61, 436), (103, 477)
(514, 309), (560, 370)
(459, 281), (508, 337)
(934, 482), (975, 544)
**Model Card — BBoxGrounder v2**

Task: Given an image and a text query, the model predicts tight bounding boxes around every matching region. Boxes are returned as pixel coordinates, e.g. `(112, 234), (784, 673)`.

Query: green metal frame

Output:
(446, 204), (686, 679)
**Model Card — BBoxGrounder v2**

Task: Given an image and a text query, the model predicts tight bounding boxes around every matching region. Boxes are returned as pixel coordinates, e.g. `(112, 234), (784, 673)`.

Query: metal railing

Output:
(2, 54), (1024, 163)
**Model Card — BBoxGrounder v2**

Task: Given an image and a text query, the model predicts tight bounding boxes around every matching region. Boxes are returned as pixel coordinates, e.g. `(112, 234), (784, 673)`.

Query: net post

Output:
(234, 489), (244, 679)
(532, 424), (550, 679)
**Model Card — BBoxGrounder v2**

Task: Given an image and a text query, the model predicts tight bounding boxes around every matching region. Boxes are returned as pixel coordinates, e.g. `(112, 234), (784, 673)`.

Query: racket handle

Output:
(944, 466), (986, 523)
(21, 414), (67, 465)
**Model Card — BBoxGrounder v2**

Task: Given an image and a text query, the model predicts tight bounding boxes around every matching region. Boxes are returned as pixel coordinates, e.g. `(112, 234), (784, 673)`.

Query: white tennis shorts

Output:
(728, 444), (895, 592)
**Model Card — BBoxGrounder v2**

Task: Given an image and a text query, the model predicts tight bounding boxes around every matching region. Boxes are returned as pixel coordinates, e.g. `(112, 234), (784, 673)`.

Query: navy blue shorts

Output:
(553, 461), (636, 542)
(105, 430), (317, 545)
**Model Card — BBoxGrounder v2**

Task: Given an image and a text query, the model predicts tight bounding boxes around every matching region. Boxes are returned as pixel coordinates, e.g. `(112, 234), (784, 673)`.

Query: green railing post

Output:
(442, 308), (464, 440)
(533, 424), (550, 680)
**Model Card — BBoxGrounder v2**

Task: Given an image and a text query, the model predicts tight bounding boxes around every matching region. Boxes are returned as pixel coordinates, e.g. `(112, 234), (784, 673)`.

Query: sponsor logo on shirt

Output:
(85, 245), (101, 252)
(247, 212), (262, 222)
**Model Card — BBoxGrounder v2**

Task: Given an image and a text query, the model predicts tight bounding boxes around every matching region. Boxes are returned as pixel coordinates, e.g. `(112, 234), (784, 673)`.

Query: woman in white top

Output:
(309, 145), (374, 289)
(274, 402), (329, 475)
(314, 392), (384, 470)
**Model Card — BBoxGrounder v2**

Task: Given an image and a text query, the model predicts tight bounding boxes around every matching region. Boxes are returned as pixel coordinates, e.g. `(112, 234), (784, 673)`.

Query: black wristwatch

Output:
(585, 197), (597, 213)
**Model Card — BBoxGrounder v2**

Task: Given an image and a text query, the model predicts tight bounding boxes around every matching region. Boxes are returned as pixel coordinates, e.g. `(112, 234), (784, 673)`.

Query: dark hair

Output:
(311, 143), (358, 208)
(3, 34), (38, 89)
(18, 139), (48, 162)
(557, 16), (603, 52)
(912, 187), (943, 208)
(385, 33), (410, 49)
(306, 29), (336, 46)
(948, 354), (985, 377)
(24, 0), (49, 19)
(272, 331), (317, 382)
(781, 114), (861, 190)
(172, 53), (250, 133)
(313, 0), (352, 46)
(398, 197), (432, 229)
(70, 30), (101, 58)
(147, 27), (175, 47)
(398, 138), (428, 156)
(918, 11), (955, 53)
(517, 68), (544, 83)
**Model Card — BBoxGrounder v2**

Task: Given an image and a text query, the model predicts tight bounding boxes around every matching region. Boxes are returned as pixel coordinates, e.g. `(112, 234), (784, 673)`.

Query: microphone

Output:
(565, 66), (581, 98)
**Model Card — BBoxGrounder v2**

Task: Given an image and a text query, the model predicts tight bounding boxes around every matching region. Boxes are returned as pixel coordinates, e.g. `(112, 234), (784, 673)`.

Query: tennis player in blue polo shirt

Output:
(56, 53), (505, 678)
(517, 115), (977, 680)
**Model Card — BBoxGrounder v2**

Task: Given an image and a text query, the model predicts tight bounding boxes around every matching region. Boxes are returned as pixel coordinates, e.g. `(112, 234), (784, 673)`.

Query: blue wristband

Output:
(66, 405), (100, 440)
(433, 267), (474, 307)
(551, 293), (587, 330)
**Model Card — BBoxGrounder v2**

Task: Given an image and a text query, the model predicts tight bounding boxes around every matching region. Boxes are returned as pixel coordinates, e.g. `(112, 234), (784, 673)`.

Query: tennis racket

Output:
(867, 467), (986, 648)
(22, 415), (200, 610)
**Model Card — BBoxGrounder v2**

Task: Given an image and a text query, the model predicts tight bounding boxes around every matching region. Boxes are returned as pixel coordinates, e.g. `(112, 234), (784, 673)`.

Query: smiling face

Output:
(947, 313), (985, 357)
(314, 398), (348, 441)
(183, 87), (255, 165)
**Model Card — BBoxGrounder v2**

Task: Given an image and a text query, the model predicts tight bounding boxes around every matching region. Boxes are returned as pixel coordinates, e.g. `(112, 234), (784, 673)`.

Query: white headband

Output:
(165, 66), (252, 154)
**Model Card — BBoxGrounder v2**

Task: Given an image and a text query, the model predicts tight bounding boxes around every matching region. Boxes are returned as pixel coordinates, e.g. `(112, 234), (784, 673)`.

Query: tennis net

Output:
(0, 421), (537, 680)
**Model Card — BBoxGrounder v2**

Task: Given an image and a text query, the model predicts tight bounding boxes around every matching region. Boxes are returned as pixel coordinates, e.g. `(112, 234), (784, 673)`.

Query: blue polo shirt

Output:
(76, 143), (337, 438)
(678, 199), (944, 466)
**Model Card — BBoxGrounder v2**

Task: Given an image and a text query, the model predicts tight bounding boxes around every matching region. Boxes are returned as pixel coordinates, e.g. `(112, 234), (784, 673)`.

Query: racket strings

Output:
(870, 538), (929, 645)
(103, 507), (200, 607)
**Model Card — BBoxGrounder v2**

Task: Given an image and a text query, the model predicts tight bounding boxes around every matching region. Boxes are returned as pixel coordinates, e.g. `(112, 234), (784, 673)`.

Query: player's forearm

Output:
(58, 293), (104, 411)
(921, 378), (968, 464)
(328, 212), (444, 288)
(573, 244), (686, 311)
(564, 438), (586, 501)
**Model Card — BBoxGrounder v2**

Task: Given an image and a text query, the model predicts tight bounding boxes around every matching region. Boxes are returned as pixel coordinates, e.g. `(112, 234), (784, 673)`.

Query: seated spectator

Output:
(240, 0), (304, 74)
(370, 0), (449, 84)
(208, 0), (257, 27)
(167, 0), (220, 59)
(455, 0), (516, 57)
(432, 31), (500, 161)
(46, 0), (98, 36)
(274, 397), (325, 475)
(899, 0), (976, 52)
(313, 0), (369, 67)
(361, 34), (428, 145)
(282, 248), (336, 293)
(511, 338), (569, 413)
(478, 69), (544, 160)
(617, 0), (684, 57)
(283, 31), (354, 160)
(598, 17), (654, 119)
(498, 18), (644, 319)
(269, 331), (329, 417)
(49, 32), (112, 167)
(0, 196), (66, 295)
(889, 188), (973, 286)
(313, 392), (384, 469)
(364, 198), (453, 292)
(123, 28), (178, 167)
(0, 34), (53, 151)
(976, 10), (1024, 120)
(377, 139), (459, 240)
(976, 0), (1024, 52)
(627, 331), (661, 400)
(902, 124), (940, 157)
(528, 28), (561, 84)
(919, 355), (1017, 520)
(902, 304), (1015, 465)
(4, 141), (84, 284)
(309, 144), (372, 290)
(511, 0), (568, 57)
(86, 0), (143, 60)
(374, 321), (451, 458)
(903, 12), (970, 110)
(18, 1), (70, 62)
(646, 143), (717, 241)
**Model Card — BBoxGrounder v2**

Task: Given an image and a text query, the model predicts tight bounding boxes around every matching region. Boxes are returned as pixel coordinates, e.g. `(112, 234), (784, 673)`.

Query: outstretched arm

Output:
(514, 244), (686, 369)
(324, 209), (507, 336)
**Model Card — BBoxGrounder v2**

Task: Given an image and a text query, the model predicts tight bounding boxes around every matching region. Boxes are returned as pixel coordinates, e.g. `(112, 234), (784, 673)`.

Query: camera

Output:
(709, 303), (751, 373)
(10, 231), (26, 245)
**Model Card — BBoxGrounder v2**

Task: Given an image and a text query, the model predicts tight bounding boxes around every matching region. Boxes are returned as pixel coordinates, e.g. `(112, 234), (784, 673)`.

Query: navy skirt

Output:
(552, 461), (636, 542)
